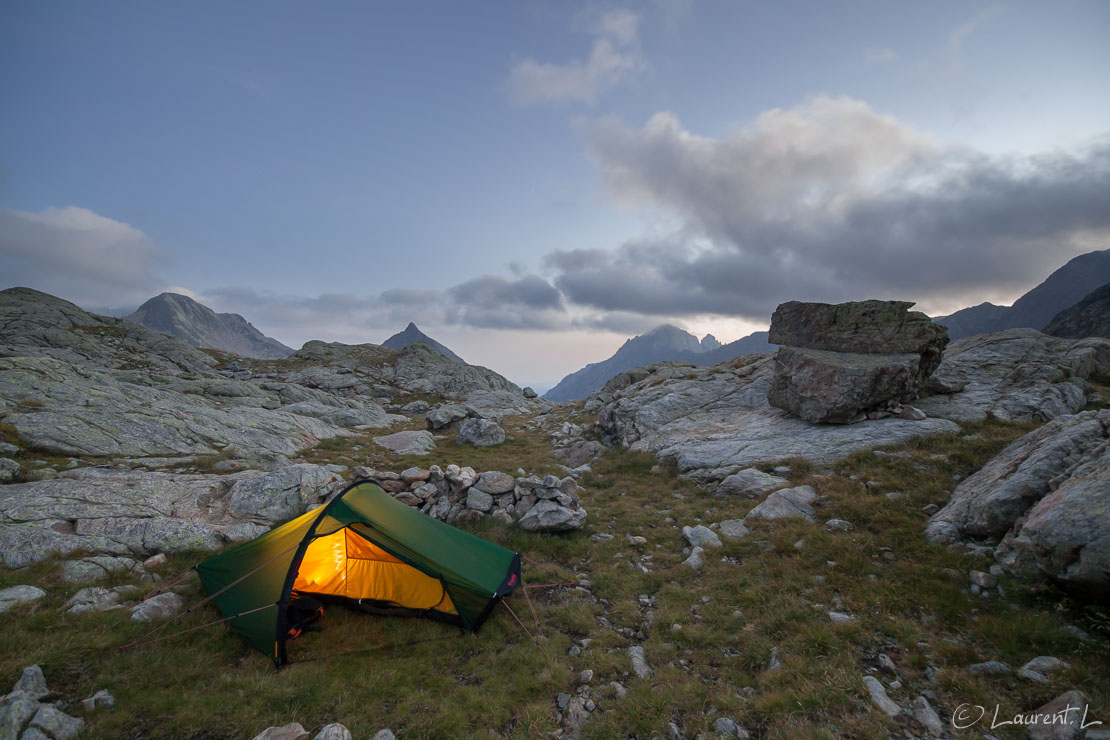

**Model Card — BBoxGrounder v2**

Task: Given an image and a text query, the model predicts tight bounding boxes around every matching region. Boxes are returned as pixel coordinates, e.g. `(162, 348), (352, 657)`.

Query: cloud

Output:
(545, 97), (1110, 319)
(446, 274), (568, 330)
(864, 47), (897, 63)
(507, 9), (643, 105)
(0, 206), (166, 307)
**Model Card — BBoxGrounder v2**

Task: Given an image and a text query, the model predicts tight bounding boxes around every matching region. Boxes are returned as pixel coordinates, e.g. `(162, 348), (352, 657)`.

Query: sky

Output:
(2, 0), (1109, 390)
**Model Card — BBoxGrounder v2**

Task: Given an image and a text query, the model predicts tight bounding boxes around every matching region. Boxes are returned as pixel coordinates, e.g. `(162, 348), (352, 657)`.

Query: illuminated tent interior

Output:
(196, 480), (522, 667)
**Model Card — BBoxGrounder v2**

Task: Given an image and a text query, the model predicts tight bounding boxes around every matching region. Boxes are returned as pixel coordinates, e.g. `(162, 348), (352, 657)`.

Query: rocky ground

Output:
(2, 289), (1109, 738)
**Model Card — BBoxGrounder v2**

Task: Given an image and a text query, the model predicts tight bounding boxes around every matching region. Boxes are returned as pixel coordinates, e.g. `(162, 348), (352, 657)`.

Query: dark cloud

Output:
(446, 274), (568, 330)
(555, 98), (1110, 318)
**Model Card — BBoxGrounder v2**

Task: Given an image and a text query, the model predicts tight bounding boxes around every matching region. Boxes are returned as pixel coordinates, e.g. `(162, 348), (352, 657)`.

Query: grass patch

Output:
(2, 410), (1108, 738)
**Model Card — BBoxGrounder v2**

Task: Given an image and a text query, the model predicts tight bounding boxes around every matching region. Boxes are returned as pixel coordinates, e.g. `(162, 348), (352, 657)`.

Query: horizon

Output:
(2, 1), (1109, 388)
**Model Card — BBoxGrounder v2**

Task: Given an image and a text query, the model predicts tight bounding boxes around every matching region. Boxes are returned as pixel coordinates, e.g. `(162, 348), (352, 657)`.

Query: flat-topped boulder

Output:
(766, 300), (948, 424)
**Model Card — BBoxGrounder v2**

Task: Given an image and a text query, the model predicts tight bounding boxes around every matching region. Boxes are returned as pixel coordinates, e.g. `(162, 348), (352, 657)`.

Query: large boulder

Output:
(926, 409), (1110, 600)
(767, 300), (948, 423)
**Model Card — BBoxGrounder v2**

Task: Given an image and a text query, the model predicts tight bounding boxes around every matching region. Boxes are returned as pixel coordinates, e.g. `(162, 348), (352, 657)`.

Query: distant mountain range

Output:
(382, 322), (465, 363)
(544, 324), (775, 401)
(126, 293), (294, 359)
(933, 249), (1110, 340)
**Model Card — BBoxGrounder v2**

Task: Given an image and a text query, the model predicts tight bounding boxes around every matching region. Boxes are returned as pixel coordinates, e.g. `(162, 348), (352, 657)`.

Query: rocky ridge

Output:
(0, 288), (539, 460)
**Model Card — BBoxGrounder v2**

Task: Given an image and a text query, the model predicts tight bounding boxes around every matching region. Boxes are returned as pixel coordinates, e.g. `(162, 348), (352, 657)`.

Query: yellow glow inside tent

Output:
(293, 528), (456, 614)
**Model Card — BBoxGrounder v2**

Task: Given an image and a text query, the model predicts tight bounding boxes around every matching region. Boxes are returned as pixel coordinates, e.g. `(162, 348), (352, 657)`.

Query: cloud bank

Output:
(544, 96), (1110, 319)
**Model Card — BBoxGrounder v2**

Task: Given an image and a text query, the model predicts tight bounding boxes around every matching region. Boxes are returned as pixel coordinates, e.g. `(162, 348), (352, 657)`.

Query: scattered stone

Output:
(129, 592), (184, 622)
(1017, 667), (1049, 684)
(522, 387), (537, 398)
(1021, 656), (1070, 674)
(551, 440), (607, 469)
(682, 547), (704, 570)
(578, 669), (594, 685)
(911, 696), (945, 737)
(968, 661), (1011, 676)
(81, 689), (115, 712)
(29, 705), (84, 740)
(745, 485), (817, 522)
(311, 723), (352, 740)
(252, 723), (310, 740)
(456, 418), (505, 447)
(827, 611), (855, 625)
(0, 585), (46, 613)
(969, 570), (998, 589)
(714, 717), (742, 737)
(877, 653), (898, 674)
(370, 730), (396, 740)
(65, 586), (138, 614)
(425, 405), (470, 431)
(609, 682), (627, 700)
(629, 646), (652, 678)
(825, 519), (853, 532)
(590, 533), (614, 542)
(862, 675), (901, 717)
(1061, 625), (1092, 642)
(766, 648), (782, 672)
(143, 553), (167, 569)
(13, 665), (49, 700)
(1024, 690), (1088, 740)
(716, 469), (789, 498)
(718, 520), (750, 539)
(682, 525), (722, 548)
(518, 499), (586, 532)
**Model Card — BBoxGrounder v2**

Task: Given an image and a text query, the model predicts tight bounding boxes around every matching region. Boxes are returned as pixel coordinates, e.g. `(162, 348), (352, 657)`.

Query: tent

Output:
(195, 479), (522, 667)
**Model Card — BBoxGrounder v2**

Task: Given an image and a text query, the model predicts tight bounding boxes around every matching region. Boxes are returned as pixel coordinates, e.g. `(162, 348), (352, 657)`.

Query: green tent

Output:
(195, 479), (522, 667)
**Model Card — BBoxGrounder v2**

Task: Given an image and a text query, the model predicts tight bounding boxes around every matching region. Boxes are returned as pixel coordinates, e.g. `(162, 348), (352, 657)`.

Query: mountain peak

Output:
(126, 293), (293, 359)
(382, 323), (465, 364)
